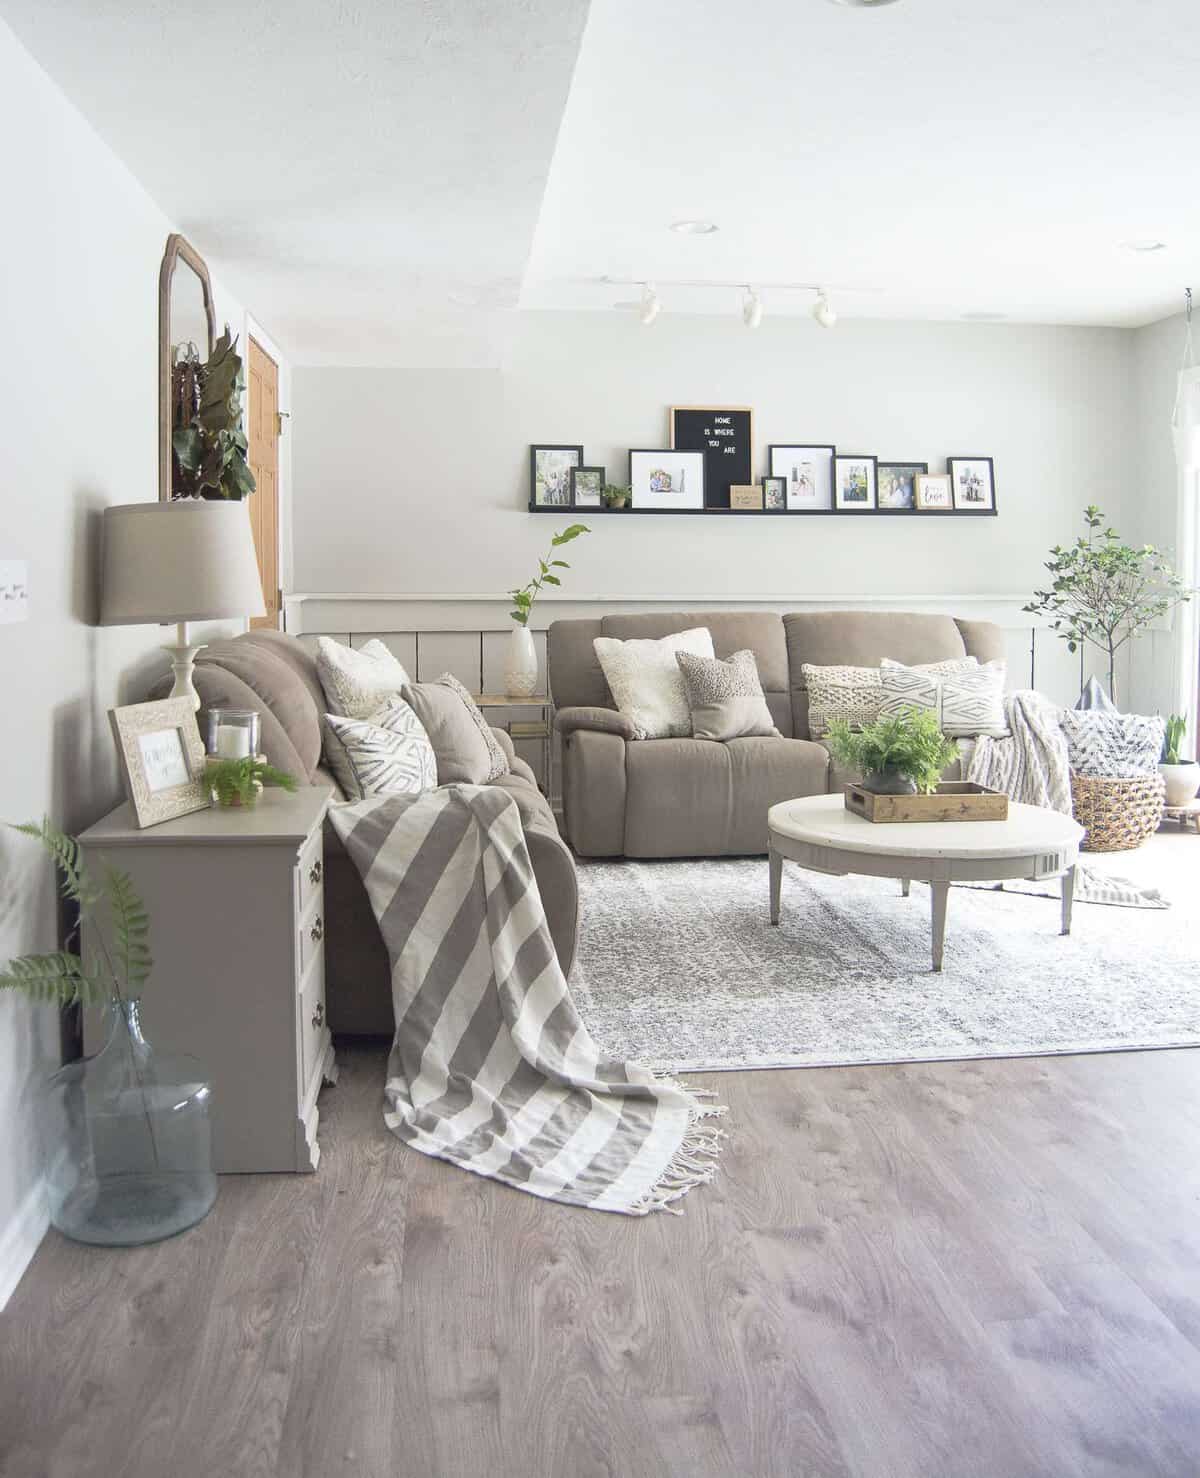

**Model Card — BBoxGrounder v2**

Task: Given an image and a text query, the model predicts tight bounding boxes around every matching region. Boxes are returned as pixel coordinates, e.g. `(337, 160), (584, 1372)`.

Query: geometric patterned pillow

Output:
(1059, 710), (1165, 777)
(324, 696), (437, 799)
(802, 656), (979, 738)
(879, 659), (1008, 737)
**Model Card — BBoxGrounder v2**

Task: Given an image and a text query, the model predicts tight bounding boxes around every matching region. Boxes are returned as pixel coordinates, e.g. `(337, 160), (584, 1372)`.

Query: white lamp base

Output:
(163, 621), (206, 711)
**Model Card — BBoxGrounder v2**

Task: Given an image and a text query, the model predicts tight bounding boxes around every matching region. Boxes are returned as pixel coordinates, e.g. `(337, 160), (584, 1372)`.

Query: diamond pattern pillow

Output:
(593, 627), (715, 739)
(802, 657), (978, 737)
(1059, 710), (1165, 777)
(325, 697), (437, 799)
(675, 649), (779, 741)
(879, 659), (1008, 737)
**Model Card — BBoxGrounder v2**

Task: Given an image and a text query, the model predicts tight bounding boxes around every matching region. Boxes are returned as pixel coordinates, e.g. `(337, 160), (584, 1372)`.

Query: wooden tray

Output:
(844, 781), (1009, 824)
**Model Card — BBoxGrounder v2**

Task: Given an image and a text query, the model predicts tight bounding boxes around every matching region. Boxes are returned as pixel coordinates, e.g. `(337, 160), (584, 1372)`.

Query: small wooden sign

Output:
(844, 781), (1009, 824)
(729, 484), (763, 510)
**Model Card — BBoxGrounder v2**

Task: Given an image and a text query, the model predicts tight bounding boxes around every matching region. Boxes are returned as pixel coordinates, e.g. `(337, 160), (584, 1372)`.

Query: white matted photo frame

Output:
(109, 698), (209, 828)
(948, 456), (997, 512)
(628, 448), (706, 510)
(768, 444), (834, 511)
(914, 473), (953, 510)
(833, 455), (878, 511)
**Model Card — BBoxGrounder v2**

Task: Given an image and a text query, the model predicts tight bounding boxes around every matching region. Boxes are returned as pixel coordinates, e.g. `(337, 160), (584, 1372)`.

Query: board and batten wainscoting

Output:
(284, 593), (1143, 803)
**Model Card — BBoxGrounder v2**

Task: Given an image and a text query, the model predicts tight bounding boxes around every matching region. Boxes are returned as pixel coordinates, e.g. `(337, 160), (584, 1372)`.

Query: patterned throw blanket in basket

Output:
(328, 785), (726, 1215)
(968, 690), (1166, 909)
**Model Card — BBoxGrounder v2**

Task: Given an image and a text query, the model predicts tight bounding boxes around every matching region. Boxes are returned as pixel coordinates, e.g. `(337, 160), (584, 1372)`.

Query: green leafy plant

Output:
(205, 756), (298, 808)
(1024, 505), (1189, 704)
(825, 710), (959, 795)
(601, 484), (630, 508)
(172, 326), (257, 501)
(509, 524), (590, 627)
(1163, 714), (1190, 765)
(0, 820), (150, 1007)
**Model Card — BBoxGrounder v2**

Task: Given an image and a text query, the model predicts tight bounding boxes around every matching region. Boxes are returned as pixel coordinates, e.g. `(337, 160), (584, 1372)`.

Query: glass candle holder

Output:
(204, 708), (260, 761)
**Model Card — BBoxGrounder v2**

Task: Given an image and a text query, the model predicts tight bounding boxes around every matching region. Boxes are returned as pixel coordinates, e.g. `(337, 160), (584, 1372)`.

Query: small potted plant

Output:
(825, 709), (959, 795)
(601, 484), (631, 510)
(205, 754), (298, 808)
(1159, 715), (1200, 807)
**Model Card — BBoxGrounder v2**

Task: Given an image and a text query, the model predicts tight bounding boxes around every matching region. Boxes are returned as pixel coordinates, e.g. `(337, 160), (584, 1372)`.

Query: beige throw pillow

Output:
(593, 627), (715, 739)
(802, 656), (979, 737)
(433, 673), (509, 782)
(676, 649), (779, 741)
(402, 681), (493, 784)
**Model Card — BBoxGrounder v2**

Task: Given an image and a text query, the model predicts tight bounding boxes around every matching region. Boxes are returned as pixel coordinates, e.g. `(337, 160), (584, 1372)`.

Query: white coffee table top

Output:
(768, 793), (1083, 861)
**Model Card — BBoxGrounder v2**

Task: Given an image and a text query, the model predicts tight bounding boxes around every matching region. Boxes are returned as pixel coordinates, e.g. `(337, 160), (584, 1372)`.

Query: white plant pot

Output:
(505, 626), (539, 697)
(1158, 762), (1200, 807)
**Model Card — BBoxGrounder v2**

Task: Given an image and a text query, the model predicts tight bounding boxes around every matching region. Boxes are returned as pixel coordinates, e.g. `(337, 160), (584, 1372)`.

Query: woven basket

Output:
(1070, 772), (1165, 852)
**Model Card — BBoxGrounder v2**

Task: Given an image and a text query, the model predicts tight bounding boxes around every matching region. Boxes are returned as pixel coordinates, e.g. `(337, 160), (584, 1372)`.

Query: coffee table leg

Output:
(769, 846), (782, 925)
(901, 878), (911, 898)
(930, 880), (950, 972)
(1061, 865), (1075, 935)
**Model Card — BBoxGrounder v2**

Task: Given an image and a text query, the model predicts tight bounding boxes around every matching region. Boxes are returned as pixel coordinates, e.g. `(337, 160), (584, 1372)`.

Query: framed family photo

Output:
(628, 449), (705, 510)
(833, 455), (878, 511)
(569, 465), (605, 508)
(948, 457), (996, 511)
(914, 473), (953, 510)
(530, 444), (583, 508)
(768, 444), (835, 511)
(877, 462), (927, 510)
(761, 475), (787, 511)
(110, 698), (209, 829)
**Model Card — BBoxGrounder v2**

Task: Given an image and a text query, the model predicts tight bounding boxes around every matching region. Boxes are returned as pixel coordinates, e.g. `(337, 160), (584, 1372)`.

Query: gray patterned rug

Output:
(570, 855), (1200, 1072)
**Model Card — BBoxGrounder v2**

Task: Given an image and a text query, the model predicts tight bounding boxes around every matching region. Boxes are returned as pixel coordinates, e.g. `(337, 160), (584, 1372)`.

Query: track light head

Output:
(811, 289), (837, 329)
(742, 286), (763, 329)
(638, 283), (661, 326)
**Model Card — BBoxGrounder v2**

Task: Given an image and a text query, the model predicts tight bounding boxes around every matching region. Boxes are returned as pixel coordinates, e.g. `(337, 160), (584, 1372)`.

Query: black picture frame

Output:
(529, 444), (584, 509)
(768, 443), (836, 512)
(833, 454), (879, 511)
(761, 475), (787, 512)
(947, 456), (997, 513)
(569, 464), (605, 509)
(877, 461), (927, 512)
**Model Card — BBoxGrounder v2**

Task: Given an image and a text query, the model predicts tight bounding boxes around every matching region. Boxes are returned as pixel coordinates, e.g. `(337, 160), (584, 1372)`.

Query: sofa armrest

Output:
(490, 726), (517, 763)
(554, 705), (637, 741)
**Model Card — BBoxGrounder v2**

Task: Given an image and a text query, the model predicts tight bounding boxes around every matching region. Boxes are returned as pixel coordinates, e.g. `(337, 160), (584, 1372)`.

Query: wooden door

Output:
(247, 337), (280, 629)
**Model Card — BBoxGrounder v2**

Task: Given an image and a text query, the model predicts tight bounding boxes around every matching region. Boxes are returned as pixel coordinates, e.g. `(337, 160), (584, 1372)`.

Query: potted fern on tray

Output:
(826, 709), (960, 795)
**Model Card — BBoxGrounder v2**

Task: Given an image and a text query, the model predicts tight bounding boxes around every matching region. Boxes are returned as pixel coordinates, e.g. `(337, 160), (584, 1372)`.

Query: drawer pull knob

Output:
(312, 1001), (325, 1029)
(308, 858), (323, 885)
(310, 916), (324, 944)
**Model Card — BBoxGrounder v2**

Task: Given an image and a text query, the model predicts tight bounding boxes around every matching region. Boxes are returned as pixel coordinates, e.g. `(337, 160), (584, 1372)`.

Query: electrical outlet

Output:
(0, 561), (28, 624)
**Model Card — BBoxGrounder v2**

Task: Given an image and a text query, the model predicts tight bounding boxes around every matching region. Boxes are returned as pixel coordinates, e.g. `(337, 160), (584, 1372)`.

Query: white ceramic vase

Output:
(505, 626), (539, 697)
(1158, 761), (1200, 808)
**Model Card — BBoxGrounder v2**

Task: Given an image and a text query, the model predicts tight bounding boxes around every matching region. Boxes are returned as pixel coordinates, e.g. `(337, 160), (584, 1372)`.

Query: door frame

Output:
(244, 313), (289, 624)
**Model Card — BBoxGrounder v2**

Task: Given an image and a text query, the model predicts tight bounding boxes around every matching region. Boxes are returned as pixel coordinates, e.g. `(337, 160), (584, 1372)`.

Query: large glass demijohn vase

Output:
(43, 998), (216, 1246)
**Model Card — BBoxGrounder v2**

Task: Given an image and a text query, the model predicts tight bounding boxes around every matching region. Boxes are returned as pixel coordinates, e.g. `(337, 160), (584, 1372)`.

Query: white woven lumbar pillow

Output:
(317, 636), (412, 719)
(324, 696), (437, 799)
(593, 627), (715, 738)
(879, 658), (1008, 737)
(802, 656), (978, 738)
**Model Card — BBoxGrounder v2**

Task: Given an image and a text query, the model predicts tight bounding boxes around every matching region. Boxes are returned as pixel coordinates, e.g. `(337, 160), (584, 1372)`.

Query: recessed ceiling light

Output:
(1121, 239), (1167, 254)
(962, 311), (1008, 321)
(828, 0), (902, 8)
(670, 220), (718, 235)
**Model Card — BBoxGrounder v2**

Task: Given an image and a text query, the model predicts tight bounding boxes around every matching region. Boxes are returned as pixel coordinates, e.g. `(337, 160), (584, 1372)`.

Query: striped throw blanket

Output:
(968, 689), (1166, 909)
(329, 786), (725, 1215)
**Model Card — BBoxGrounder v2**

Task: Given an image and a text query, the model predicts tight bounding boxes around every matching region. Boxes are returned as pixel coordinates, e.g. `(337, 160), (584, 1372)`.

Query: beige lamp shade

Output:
(100, 500), (267, 625)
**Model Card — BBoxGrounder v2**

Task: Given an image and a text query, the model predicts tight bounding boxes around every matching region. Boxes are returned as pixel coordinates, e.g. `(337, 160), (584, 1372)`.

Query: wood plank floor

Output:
(3, 1041), (1200, 1478)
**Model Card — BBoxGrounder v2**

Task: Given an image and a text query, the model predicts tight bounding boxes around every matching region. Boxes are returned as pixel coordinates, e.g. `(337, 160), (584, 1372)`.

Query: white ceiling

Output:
(5, 0), (1198, 363)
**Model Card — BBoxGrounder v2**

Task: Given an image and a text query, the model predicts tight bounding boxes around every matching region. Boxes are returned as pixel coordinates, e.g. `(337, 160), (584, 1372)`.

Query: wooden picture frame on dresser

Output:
(79, 786), (337, 1173)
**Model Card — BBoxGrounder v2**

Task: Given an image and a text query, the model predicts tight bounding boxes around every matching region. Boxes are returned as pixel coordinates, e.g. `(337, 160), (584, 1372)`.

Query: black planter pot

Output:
(863, 767), (918, 796)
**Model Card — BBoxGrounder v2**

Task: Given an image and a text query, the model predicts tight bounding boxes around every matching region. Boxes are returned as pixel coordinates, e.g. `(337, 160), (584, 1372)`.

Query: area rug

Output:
(570, 856), (1200, 1072)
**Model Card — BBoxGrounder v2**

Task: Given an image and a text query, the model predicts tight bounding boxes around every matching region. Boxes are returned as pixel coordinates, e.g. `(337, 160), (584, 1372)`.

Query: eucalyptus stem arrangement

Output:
(509, 524), (589, 627)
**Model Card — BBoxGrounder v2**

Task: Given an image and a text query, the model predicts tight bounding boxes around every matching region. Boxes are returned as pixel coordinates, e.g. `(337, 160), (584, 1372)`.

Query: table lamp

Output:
(100, 501), (267, 709)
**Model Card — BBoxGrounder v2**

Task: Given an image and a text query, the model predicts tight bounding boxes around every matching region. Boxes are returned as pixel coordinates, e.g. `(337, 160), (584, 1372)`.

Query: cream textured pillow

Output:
(325, 697), (437, 799)
(879, 659), (1008, 737)
(593, 627), (715, 739)
(316, 636), (412, 719)
(676, 649), (778, 741)
(802, 657), (978, 737)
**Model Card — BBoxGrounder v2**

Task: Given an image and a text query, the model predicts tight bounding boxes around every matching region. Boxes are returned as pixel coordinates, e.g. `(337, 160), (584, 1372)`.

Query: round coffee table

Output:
(767, 793), (1084, 972)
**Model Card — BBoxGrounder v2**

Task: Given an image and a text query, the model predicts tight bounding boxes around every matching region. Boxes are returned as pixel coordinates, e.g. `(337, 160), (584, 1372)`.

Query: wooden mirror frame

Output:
(158, 233), (216, 501)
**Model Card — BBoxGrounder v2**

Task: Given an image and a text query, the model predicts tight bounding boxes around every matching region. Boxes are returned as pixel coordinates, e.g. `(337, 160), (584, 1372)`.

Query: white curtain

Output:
(1171, 365), (1200, 734)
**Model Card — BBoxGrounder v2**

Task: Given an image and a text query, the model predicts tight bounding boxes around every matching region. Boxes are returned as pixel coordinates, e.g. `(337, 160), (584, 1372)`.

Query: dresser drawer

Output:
(298, 892), (325, 978)
(299, 952), (327, 1088)
(296, 828), (325, 915)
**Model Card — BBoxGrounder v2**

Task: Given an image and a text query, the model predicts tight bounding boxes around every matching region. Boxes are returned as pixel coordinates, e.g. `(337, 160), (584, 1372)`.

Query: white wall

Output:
(0, 20), (248, 1305)
(293, 312), (1136, 603)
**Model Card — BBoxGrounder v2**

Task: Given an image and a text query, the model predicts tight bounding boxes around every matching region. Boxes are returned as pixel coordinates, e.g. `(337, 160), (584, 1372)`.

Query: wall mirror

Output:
(158, 233), (215, 500)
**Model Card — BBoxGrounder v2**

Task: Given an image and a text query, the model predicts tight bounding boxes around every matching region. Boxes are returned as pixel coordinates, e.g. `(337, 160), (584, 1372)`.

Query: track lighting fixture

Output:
(638, 283), (661, 325)
(811, 289), (837, 329)
(742, 286), (763, 329)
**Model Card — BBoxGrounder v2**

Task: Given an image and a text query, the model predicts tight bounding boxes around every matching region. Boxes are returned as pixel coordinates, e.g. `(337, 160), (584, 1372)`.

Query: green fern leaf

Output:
(102, 862), (152, 992)
(0, 953), (107, 1006)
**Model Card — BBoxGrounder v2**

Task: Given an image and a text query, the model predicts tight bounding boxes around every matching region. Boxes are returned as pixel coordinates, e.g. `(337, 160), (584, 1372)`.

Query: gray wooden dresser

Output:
(79, 786), (337, 1173)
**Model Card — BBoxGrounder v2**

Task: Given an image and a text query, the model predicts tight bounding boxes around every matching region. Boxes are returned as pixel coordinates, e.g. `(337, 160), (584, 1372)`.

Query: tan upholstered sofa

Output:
(549, 610), (1006, 858)
(149, 630), (578, 1034)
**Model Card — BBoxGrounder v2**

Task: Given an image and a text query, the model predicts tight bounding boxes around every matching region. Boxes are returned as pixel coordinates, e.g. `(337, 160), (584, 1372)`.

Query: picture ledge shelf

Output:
(526, 504), (998, 518)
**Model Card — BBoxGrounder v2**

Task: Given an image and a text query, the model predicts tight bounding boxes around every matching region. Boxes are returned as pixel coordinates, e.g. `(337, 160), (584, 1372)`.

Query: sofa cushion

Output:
(402, 680), (493, 784)
(676, 649), (778, 741)
(193, 639), (323, 780)
(325, 697), (438, 799)
(593, 627), (715, 739)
